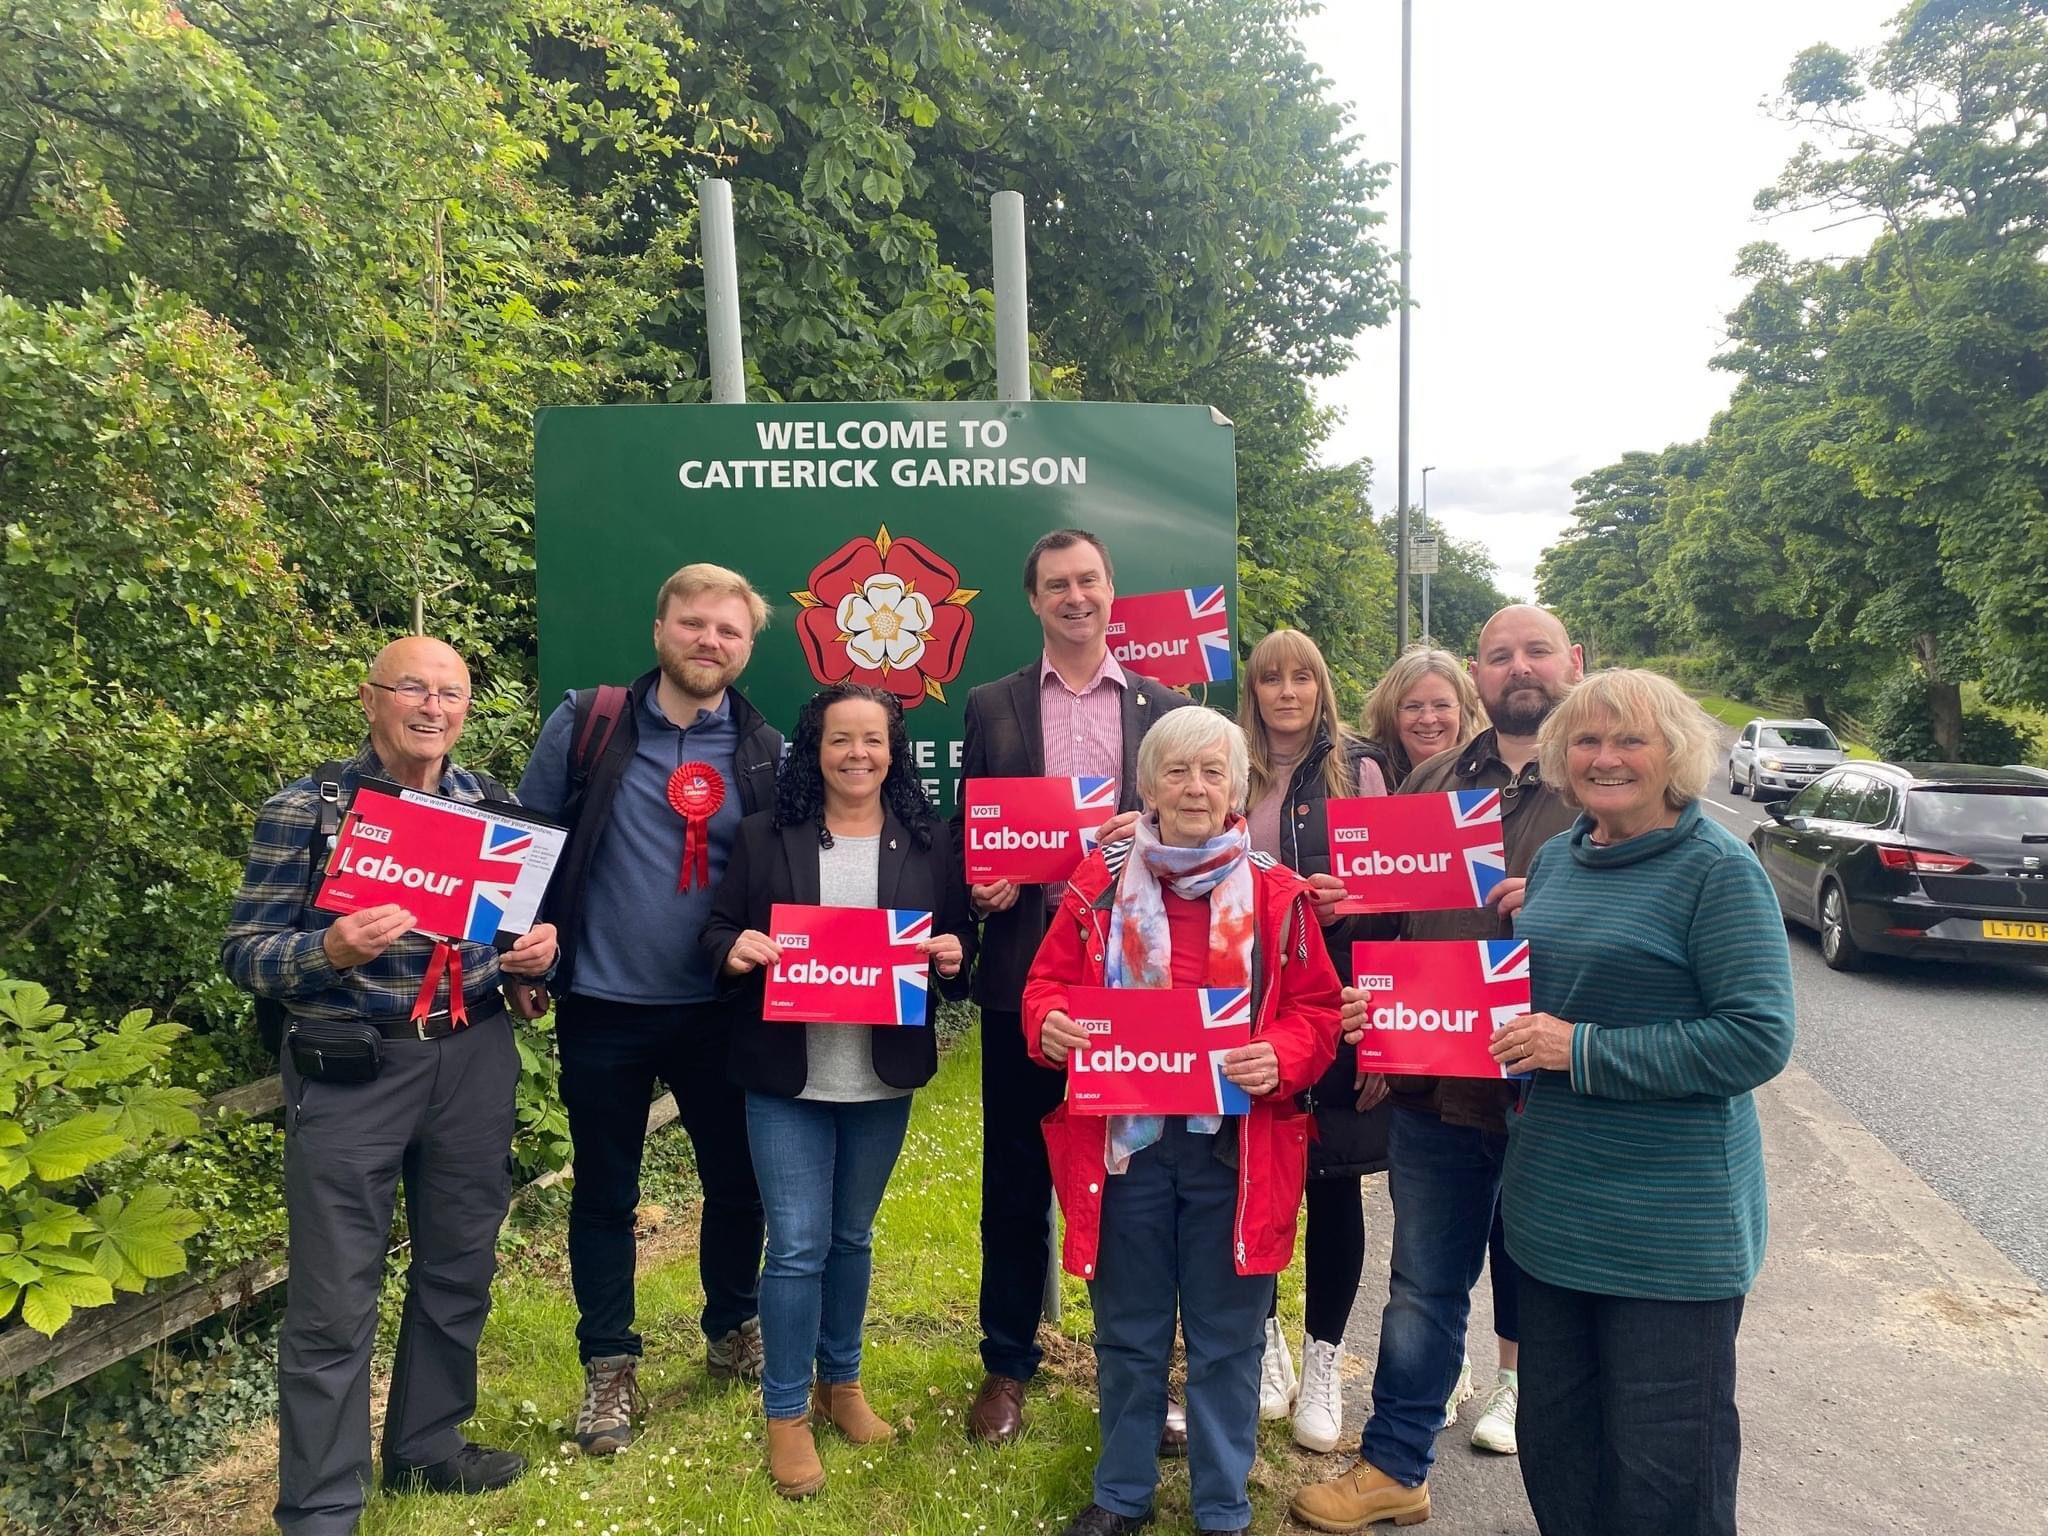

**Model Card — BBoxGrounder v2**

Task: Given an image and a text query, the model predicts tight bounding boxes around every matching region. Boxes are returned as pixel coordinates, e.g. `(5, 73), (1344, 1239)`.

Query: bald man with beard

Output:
(225, 636), (557, 1536)
(1292, 606), (1584, 1534)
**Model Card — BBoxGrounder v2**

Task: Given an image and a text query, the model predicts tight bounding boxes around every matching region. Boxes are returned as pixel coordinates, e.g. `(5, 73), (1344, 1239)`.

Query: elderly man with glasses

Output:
(224, 636), (558, 1536)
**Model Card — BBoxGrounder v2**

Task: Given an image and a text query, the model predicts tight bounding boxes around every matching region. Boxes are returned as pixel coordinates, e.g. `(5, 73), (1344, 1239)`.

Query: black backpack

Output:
(249, 760), (509, 1054)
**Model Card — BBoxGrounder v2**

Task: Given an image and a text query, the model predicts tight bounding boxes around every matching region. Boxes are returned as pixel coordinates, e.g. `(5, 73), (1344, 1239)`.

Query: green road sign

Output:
(534, 401), (1239, 808)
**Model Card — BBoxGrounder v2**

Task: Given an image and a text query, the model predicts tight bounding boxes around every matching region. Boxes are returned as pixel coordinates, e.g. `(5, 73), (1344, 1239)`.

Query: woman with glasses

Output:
(1360, 647), (1521, 1452)
(1360, 648), (1485, 790)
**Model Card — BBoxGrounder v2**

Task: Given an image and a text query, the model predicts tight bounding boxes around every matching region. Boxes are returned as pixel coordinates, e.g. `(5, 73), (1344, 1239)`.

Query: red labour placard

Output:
(1061, 984), (1254, 1116)
(761, 903), (933, 1027)
(1325, 789), (1508, 914)
(1350, 939), (1532, 1079)
(1104, 585), (1233, 688)
(960, 776), (1119, 884)
(315, 779), (565, 944)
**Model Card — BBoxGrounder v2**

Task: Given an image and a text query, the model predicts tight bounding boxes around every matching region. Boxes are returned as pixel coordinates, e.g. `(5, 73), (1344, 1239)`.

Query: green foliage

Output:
(510, 1012), (573, 1182)
(1868, 670), (2043, 766)
(0, 1306), (283, 1532)
(0, 980), (203, 1337)
(1537, 452), (1677, 664)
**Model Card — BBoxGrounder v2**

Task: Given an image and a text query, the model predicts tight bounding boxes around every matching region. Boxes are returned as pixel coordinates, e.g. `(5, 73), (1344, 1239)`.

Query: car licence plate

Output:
(1982, 919), (2048, 943)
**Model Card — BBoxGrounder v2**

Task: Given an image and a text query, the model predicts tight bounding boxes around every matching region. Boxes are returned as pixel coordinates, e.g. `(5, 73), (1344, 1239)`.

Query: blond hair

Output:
(655, 562), (771, 634)
(1137, 706), (1250, 812)
(1537, 669), (1717, 810)
(1362, 647), (1486, 780)
(1240, 629), (1361, 804)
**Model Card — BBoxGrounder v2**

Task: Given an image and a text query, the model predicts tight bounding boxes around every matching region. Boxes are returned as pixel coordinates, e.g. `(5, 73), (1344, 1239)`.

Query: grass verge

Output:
(325, 1026), (1320, 1536)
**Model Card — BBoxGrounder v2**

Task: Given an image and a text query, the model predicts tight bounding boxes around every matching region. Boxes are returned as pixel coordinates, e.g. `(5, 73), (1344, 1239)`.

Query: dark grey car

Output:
(1748, 761), (2048, 970)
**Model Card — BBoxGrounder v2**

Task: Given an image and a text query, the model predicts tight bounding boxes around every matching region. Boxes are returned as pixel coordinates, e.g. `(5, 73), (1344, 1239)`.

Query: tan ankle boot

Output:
(765, 1414), (825, 1499)
(812, 1380), (895, 1444)
(1289, 1458), (1430, 1531)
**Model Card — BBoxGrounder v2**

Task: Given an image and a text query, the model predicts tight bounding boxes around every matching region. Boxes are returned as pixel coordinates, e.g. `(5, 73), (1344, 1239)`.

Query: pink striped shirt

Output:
(1039, 649), (1127, 780)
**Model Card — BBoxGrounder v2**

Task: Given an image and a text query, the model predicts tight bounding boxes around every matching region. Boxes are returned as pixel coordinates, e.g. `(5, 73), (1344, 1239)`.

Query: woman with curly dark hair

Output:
(702, 683), (975, 1498)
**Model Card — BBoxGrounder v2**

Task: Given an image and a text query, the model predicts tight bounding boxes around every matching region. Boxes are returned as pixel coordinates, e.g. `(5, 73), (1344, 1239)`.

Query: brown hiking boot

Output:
(574, 1354), (644, 1457)
(765, 1414), (826, 1499)
(706, 1316), (763, 1382)
(1288, 1458), (1430, 1531)
(812, 1380), (894, 1444)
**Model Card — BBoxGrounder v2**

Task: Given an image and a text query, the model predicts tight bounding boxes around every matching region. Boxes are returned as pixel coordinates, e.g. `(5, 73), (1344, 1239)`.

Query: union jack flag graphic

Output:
(892, 963), (931, 1028)
(1186, 586), (1234, 682)
(1449, 790), (1508, 906)
(461, 821), (536, 943)
(887, 908), (934, 946)
(1451, 788), (1502, 825)
(1074, 776), (1119, 853)
(1201, 987), (1253, 1113)
(1478, 940), (1533, 1056)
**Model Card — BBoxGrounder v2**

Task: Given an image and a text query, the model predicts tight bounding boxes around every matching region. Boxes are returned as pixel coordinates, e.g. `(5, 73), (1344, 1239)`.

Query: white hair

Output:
(1136, 706), (1251, 811)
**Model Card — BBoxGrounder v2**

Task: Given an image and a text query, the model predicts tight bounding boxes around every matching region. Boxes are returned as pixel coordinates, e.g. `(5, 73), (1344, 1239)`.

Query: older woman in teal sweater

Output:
(1487, 669), (1794, 1536)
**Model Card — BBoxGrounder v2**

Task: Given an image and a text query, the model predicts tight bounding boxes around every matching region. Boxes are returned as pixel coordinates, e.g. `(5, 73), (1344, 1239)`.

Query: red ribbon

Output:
(411, 941), (469, 1029)
(667, 762), (726, 892)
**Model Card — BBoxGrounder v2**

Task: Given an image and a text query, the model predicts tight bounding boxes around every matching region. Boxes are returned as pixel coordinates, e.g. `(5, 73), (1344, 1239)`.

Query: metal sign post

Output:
(1411, 534), (1439, 644)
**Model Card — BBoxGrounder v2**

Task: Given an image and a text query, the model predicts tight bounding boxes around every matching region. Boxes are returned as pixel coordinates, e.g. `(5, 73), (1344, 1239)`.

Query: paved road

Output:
(1694, 764), (2048, 1286)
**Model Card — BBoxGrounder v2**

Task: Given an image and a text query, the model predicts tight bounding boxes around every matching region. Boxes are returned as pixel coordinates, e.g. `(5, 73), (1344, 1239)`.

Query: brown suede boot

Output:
(765, 1414), (826, 1499)
(812, 1380), (895, 1444)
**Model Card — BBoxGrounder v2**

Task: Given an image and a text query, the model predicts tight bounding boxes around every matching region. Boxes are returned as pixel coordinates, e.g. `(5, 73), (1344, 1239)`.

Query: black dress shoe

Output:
(1058, 1504), (1154, 1536)
(383, 1441), (527, 1495)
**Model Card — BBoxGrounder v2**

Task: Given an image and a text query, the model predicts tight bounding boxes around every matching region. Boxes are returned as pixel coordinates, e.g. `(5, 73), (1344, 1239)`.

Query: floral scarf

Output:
(1103, 814), (1255, 1171)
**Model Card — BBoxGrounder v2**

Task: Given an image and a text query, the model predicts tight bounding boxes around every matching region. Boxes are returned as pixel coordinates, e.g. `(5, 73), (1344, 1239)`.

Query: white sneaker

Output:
(1291, 1336), (1346, 1453)
(1471, 1377), (1518, 1454)
(1258, 1316), (1297, 1419)
(1439, 1354), (1473, 1429)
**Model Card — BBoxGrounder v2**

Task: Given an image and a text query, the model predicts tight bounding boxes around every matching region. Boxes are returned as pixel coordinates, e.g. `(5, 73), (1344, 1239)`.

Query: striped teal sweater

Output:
(1504, 801), (1795, 1300)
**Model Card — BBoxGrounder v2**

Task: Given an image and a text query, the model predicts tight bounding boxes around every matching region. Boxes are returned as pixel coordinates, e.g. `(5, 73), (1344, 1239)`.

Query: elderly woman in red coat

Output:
(1024, 705), (1342, 1536)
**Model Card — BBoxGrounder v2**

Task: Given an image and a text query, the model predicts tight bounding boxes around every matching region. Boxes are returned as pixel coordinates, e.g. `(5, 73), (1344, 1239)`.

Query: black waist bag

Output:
(286, 1019), (384, 1085)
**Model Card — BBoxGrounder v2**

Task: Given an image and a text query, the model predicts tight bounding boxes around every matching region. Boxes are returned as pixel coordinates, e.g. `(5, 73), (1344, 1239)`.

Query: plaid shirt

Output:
(221, 743), (505, 1025)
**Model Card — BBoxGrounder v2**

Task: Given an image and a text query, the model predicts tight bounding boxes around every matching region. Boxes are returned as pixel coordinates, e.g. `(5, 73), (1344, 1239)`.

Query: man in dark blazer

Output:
(956, 527), (1191, 1445)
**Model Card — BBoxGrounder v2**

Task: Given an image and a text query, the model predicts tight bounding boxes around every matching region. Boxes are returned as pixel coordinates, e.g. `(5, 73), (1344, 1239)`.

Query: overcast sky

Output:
(1290, 0), (1898, 599)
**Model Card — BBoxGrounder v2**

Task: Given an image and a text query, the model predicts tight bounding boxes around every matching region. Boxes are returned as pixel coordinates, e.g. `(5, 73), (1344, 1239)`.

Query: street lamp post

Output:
(1420, 465), (1436, 645)
(1394, 0), (1413, 654)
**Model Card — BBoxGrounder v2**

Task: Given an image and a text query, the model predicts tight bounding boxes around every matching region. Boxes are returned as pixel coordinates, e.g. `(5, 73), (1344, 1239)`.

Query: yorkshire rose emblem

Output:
(792, 526), (977, 708)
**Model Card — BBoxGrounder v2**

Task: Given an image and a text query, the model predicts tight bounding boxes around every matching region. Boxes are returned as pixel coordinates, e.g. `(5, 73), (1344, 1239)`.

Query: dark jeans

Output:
(1518, 1271), (1744, 1536)
(1091, 1120), (1272, 1531)
(1303, 1175), (1367, 1345)
(976, 1006), (1067, 1380)
(557, 995), (764, 1360)
(1359, 1106), (1506, 1485)
(276, 1012), (519, 1536)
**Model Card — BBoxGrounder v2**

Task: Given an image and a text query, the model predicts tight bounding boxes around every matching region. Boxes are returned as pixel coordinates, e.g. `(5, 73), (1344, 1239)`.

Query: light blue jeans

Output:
(743, 1091), (912, 1419)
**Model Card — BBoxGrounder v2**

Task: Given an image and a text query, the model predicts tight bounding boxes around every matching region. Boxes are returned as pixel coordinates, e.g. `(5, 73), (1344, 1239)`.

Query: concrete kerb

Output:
(1316, 1065), (2048, 1535)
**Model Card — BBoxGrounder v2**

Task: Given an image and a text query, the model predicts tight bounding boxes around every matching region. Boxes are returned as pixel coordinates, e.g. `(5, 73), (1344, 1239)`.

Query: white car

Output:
(1728, 718), (1846, 800)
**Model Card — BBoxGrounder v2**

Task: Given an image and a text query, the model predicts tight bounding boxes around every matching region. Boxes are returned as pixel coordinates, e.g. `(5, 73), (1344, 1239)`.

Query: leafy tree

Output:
(1756, 0), (2048, 722)
(1537, 451), (1676, 664)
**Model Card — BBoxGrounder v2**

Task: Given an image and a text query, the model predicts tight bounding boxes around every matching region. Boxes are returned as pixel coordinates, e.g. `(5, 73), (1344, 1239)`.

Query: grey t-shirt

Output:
(802, 833), (910, 1103)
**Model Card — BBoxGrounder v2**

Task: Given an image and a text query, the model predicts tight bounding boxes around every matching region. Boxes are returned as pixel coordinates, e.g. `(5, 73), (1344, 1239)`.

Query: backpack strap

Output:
(307, 760), (352, 881)
(570, 685), (631, 792)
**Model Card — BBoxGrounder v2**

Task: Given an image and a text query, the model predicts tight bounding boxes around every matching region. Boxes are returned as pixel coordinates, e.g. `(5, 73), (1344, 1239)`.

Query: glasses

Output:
(1399, 700), (1460, 718)
(368, 681), (472, 707)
